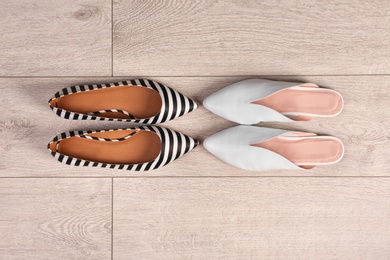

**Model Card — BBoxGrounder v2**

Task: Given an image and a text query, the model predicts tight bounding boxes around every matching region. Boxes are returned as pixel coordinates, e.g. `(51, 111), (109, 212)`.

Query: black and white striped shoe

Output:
(48, 79), (197, 124)
(47, 126), (198, 171)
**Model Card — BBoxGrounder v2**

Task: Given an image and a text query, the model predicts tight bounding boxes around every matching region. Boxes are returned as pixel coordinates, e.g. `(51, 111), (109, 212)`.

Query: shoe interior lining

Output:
(50, 86), (162, 119)
(252, 134), (343, 168)
(49, 130), (161, 164)
(253, 86), (343, 120)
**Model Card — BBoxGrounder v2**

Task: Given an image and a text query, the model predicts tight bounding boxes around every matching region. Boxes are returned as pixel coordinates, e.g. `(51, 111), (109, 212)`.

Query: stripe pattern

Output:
(80, 130), (139, 142)
(48, 79), (198, 124)
(47, 126), (199, 171)
(87, 109), (136, 119)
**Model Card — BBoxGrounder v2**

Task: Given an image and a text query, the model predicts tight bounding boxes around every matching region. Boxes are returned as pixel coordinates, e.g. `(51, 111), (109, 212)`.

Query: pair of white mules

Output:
(203, 79), (344, 171)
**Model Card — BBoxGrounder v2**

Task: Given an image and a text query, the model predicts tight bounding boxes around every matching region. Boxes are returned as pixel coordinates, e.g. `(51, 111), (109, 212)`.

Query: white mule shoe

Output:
(203, 125), (344, 171)
(203, 79), (343, 124)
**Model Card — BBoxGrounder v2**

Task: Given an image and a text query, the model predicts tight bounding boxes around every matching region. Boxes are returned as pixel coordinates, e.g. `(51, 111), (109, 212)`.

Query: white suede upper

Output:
(203, 79), (304, 124)
(203, 125), (302, 171)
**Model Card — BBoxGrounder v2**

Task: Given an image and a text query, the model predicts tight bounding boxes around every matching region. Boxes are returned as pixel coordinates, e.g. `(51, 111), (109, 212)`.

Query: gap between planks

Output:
(0, 74), (390, 78)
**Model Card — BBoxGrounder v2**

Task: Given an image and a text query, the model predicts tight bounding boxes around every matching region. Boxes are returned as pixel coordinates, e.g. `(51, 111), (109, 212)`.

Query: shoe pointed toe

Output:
(202, 93), (223, 117)
(168, 91), (198, 121)
(203, 131), (228, 160)
(203, 86), (250, 124)
(183, 134), (199, 155)
(188, 99), (198, 113)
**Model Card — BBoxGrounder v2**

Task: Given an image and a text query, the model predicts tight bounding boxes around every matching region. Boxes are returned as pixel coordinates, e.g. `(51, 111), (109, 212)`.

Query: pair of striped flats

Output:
(48, 79), (199, 171)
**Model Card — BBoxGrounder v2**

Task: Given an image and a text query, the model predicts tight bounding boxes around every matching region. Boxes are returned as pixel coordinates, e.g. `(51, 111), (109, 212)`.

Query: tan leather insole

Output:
(49, 130), (161, 164)
(253, 136), (343, 167)
(253, 87), (343, 119)
(50, 86), (162, 119)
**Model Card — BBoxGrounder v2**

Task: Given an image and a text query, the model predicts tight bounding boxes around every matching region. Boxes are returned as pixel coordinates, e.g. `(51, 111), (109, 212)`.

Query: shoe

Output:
(48, 126), (198, 171)
(203, 79), (343, 124)
(203, 125), (344, 171)
(48, 79), (197, 124)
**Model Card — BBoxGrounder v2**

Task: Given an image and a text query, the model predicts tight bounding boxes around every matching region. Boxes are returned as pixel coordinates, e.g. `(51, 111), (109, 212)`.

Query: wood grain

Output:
(2, 1), (390, 259)
(113, 178), (390, 259)
(0, 0), (111, 76)
(0, 178), (111, 259)
(1, 76), (389, 177)
(113, 0), (390, 76)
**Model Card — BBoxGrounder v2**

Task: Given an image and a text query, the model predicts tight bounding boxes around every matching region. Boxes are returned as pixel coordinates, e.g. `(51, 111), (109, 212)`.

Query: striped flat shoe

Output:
(48, 79), (197, 124)
(48, 126), (198, 171)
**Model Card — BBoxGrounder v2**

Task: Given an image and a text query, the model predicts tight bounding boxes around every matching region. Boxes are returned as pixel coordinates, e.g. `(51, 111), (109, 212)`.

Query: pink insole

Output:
(253, 135), (343, 168)
(253, 87), (343, 120)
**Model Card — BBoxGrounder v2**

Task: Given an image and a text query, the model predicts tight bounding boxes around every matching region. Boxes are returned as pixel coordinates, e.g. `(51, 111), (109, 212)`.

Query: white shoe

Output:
(204, 125), (344, 171)
(203, 79), (343, 124)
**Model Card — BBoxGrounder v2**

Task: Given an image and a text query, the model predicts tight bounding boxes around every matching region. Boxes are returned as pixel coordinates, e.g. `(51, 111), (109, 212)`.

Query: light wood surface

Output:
(113, 0), (390, 76)
(1, 76), (389, 177)
(0, 178), (111, 259)
(113, 178), (390, 259)
(0, 0), (111, 76)
(1, 0), (390, 259)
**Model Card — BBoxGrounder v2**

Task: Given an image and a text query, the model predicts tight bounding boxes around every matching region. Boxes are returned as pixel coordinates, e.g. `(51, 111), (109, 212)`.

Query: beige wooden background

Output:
(1, 0), (389, 259)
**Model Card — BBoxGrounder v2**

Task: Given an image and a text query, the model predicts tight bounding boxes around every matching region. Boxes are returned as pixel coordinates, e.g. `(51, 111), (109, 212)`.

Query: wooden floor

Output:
(1, 0), (389, 259)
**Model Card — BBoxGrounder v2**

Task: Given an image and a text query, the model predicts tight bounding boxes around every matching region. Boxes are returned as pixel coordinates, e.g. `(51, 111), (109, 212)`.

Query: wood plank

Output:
(0, 76), (389, 177)
(0, 0), (111, 76)
(0, 178), (111, 259)
(113, 0), (390, 76)
(113, 178), (390, 259)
